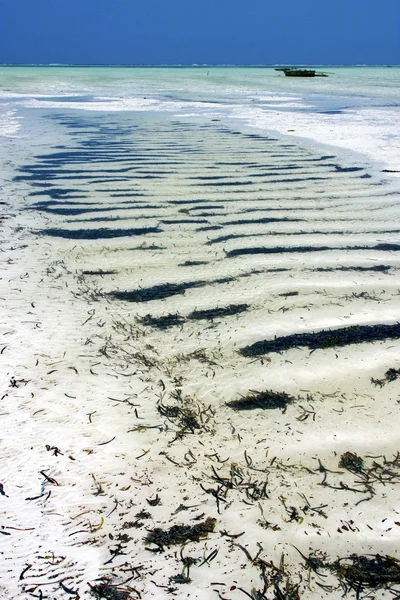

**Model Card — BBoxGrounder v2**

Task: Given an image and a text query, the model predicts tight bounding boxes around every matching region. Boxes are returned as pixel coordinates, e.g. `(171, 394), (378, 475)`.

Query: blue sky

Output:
(1, 0), (399, 65)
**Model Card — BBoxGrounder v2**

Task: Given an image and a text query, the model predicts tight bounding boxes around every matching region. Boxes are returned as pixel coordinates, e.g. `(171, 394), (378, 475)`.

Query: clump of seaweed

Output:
(371, 366), (400, 387)
(157, 389), (215, 440)
(39, 226), (160, 239)
(144, 517), (216, 550)
(196, 225), (222, 231)
(240, 322), (400, 357)
(169, 552), (200, 585)
(88, 582), (132, 600)
(139, 313), (184, 329)
(227, 243), (400, 258)
(339, 452), (365, 474)
(169, 573), (191, 584)
(109, 280), (206, 303)
(314, 264), (391, 273)
(139, 304), (249, 329)
(296, 550), (400, 598)
(122, 510), (151, 530)
(179, 260), (209, 266)
(82, 270), (118, 276)
(385, 367), (400, 381)
(188, 303), (249, 321)
(334, 554), (400, 598)
(227, 390), (295, 412)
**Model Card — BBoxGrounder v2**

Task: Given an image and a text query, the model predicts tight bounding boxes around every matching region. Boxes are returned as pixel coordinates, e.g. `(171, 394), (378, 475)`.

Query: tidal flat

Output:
(1, 66), (400, 599)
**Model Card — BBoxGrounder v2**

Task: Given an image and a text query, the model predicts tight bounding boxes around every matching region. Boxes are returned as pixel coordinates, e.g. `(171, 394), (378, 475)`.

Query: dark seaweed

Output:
(313, 265), (391, 273)
(385, 367), (400, 381)
(227, 245), (333, 257)
(161, 219), (209, 224)
(227, 390), (295, 411)
(227, 244), (400, 258)
(139, 303), (248, 329)
(299, 551), (400, 597)
(187, 204), (225, 210)
(188, 303), (249, 321)
(144, 517), (216, 549)
(157, 400), (201, 434)
(240, 322), (400, 356)
(339, 452), (365, 474)
(196, 225), (223, 231)
(195, 180), (254, 186)
(224, 217), (303, 225)
(334, 165), (364, 172)
(335, 554), (400, 595)
(29, 187), (87, 199)
(89, 582), (131, 600)
(374, 243), (400, 251)
(82, 270), (118, 276)
(109, 280), (206, 302)
(179, 260), (209, 266)
(371, 366), (400, 387)
(39, 227), (160, 239)
(278, 291), (299, 297)
(139, 313), (184, 329)
(32, 203), (158, 216)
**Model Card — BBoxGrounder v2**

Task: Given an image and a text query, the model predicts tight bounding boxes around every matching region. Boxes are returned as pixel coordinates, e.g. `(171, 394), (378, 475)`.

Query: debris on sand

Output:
(297, 551), (400, 598)
(89, 581), (133, 600)
(339, 451), (365, 474)
(335, 554), (400, 597)
(371, 366), (400, 387)
(157, 390), (215, 439)
(144, 517), (216, 550)
(227, 390), (295, 412)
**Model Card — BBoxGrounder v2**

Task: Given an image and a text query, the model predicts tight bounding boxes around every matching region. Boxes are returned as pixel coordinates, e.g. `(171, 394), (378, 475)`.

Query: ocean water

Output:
(0, 66), (399, 170)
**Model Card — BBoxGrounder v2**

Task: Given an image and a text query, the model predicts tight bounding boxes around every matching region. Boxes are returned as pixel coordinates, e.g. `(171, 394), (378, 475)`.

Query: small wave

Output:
(0, 107), (21, 136)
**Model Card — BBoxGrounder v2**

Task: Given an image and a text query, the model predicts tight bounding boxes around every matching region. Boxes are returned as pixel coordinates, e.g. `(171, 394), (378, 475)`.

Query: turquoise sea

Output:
(1, 65), (400, 104)
(1, 65), (399, 172)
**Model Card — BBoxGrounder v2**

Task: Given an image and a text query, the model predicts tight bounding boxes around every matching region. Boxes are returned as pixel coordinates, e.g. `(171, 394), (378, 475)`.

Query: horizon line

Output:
(1, 63), (399, 68)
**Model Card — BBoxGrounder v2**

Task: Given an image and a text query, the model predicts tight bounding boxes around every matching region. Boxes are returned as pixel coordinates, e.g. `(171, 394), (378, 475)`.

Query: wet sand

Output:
(1, 110), (400, 599)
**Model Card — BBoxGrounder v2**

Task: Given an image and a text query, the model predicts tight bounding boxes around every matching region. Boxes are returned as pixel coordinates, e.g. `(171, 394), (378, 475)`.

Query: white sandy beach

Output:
(1, 67), (400, 600)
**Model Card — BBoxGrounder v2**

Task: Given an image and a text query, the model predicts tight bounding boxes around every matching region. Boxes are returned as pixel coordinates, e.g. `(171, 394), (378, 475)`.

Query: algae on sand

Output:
(339, 451), (365, 474)
(227, 390), (295, 411)
(240, 323), (400, 357)
(145, 517), (216, 550)
(335, 554), (400, 597)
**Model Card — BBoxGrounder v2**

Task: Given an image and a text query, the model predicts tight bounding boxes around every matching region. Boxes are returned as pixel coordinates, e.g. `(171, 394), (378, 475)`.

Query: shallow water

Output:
(2, 67), (400, 600)
(0, 66), (399, 165)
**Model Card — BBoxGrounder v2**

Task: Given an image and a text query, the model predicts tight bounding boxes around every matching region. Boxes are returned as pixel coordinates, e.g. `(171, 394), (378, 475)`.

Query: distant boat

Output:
(275, 68), (329, 78)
